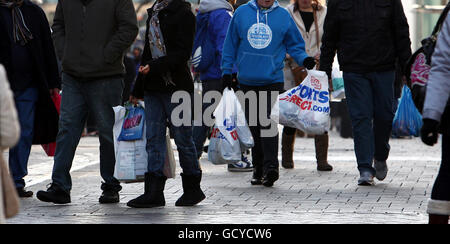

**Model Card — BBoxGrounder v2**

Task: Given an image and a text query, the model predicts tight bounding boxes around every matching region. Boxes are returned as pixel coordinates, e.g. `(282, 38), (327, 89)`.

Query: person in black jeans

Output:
(221, 0), (315, 187)
(421, 12), (450, 224)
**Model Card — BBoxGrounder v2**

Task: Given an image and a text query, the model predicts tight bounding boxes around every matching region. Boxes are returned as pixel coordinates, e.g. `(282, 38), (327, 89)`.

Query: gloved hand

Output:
(421, 118), (439, 146)
(222, 74), (233, 90)
(303, 57), (316, 70)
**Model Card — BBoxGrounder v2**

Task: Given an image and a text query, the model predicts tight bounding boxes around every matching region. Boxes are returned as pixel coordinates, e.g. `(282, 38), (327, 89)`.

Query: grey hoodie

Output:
(198, 0), (233, 13)
(423, 14), (450, 123)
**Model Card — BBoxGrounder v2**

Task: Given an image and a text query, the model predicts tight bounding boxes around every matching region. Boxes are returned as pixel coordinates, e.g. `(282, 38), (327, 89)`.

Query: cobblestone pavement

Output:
(5, 131), (442, 224)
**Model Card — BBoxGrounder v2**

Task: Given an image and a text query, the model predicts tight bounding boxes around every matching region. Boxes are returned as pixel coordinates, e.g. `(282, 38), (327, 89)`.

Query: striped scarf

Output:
(0, 0), (33, 46)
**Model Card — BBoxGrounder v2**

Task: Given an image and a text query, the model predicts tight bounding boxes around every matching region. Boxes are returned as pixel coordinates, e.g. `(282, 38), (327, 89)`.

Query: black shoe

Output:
(262, 170), (279, 187)
(36, 184), (71, 204)
(16, 187), (33, 198)
(99, 182), (122, 204)
(99, 190), (120, 204)
(251, 167), (263, 185)
(127, 173), (167, 208)
(175, 173), (206, 207)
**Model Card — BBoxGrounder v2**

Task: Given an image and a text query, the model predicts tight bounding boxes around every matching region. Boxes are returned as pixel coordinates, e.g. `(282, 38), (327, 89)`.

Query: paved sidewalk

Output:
(6, 132), (442, 224)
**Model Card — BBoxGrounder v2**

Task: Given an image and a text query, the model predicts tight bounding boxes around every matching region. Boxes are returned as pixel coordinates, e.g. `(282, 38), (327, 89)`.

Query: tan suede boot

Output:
(315, 134), (333, 171)
(282, 130), (296, 169)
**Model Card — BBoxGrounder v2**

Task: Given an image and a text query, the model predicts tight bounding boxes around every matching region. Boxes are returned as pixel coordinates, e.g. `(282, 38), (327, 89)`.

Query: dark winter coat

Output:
(320, 0), (412, 77)
(0, 0), (60, 144)
(52, 0), (138, 79)
(132, 0), (196, 97)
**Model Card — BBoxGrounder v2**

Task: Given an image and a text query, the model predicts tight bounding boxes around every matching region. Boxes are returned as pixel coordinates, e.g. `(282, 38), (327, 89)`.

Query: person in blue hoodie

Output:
(221, 0), (316, 187)
(192, 0), (253, 173)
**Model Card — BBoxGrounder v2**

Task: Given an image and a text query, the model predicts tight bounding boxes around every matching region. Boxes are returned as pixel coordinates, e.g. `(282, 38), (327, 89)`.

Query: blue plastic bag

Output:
(392, 85), (423, 137)
(118, 105), (145, 141)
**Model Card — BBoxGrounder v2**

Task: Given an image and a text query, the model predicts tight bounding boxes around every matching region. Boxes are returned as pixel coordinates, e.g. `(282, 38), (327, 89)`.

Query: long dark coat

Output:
(0, 0), (60, 144)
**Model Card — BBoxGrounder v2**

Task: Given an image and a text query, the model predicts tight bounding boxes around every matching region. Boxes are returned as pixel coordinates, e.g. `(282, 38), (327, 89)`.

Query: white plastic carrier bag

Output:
(113, 104), (176, 182)
(208, 88), (253, 164)
(271, 70), (330, 135)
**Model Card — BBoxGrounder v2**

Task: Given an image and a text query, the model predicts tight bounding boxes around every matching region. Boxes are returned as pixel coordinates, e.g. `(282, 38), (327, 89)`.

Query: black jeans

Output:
(431, 134), (450, 201)
(240, 83), (283, 176)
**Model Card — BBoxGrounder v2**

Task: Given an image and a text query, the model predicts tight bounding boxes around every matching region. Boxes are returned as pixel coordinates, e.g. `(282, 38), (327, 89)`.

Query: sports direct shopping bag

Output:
(117, 106), (145, 141)
(208, 88), (253, 164)
(113, 105), (175, 182)
(392, 85), (423, 137)
(271, 70), (330, 135)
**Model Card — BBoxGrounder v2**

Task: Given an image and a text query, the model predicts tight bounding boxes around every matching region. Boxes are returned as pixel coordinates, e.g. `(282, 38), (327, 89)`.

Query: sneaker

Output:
(16, 187), (33, 198)
(228, 155), (253, 172)
(358, 172), (375, 186)
(374, 160), (388, 181)
(36, 183), (71, 204)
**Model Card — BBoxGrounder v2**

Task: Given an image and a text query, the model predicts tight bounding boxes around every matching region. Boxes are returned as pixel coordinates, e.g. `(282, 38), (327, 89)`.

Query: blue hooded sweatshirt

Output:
(221, 0), (309, 86)
(196, 0), (234, 82)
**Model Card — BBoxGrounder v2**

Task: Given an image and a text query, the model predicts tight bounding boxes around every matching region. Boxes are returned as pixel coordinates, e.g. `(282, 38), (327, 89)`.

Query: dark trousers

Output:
(343, 71), (395, 175)
(144, 92), (201, 177)
(9, 87), (38, 188)
(192, 79), (223, 159)
(240, 83), (283, 176)
(431, 134), (450, 201)
(52, 73), (123, 192)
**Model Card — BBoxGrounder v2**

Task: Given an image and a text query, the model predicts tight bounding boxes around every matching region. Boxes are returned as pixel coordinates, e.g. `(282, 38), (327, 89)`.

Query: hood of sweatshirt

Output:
(198, 0), (234, 13)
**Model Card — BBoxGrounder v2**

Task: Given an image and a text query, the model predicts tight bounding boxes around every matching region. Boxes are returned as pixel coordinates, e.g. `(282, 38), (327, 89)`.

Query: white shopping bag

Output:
(208, 88), (252, 164)
(113, 104), (176, 182)
(271, 70), (330, 135)
(331, 67), (345, 100)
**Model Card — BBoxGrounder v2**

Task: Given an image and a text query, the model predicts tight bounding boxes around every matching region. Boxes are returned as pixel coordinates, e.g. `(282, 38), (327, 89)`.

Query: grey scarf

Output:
(0, 0), (33, 45)
(148, 0), (175, 86)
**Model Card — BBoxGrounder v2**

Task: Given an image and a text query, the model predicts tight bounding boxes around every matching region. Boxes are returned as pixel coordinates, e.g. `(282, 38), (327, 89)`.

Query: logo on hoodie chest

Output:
(247, 23), (272, 49)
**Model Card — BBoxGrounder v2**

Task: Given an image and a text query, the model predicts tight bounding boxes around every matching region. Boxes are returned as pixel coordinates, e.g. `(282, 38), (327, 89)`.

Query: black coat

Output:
(132, 0), (196, 98)
(0, 1), (60, 144)
(320, 0), (412, 77)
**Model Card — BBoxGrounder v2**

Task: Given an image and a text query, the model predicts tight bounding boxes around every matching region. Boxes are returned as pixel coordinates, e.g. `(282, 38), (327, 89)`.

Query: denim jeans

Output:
(240, 83), (283, 176)
(144, 92), (201, 177)
(52, 73), (123, 192)
(343, 71), (395, 175)
(192, 79), (223, 159)
(9, 87), (39, 188)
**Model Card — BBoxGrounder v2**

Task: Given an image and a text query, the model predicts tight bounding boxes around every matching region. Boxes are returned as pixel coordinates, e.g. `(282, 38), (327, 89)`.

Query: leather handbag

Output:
(1, 154), (20, 219)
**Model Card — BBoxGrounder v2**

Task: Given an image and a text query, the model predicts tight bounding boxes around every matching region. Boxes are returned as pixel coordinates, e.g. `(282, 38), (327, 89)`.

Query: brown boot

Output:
(315, 134), (333, 171)
(296, 129), (305, 138)
(282, 130), (296, 169)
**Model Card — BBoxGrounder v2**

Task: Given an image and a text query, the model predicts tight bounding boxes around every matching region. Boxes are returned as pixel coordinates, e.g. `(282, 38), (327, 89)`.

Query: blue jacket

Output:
(197, 0), (234, 81)
(221, 0), (309, 86)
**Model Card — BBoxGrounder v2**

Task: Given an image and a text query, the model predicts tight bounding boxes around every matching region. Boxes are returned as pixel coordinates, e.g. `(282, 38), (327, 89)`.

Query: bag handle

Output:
(431, 2), (450, 37)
